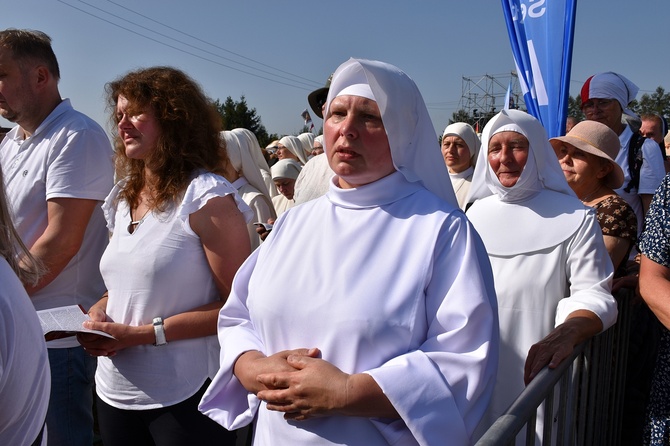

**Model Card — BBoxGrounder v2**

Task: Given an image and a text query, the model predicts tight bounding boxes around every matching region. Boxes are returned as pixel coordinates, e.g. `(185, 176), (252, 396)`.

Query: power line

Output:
(56, 0), (318, 91)
(103, 0), (321, 88)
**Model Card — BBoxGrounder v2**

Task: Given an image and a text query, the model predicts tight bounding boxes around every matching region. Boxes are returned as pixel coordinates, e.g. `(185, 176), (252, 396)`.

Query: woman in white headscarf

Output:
(297, 132), (315, 160)
(466, 109), (618, 443)
(199, 58), (498, 445)
(270, 158), (302, 217)
(222, 130), (276, 250)
(441, 122), (480, 209)
(277, 135), (308, 165)
(232, 128), (278, 198)
(312, 134), (325, 156)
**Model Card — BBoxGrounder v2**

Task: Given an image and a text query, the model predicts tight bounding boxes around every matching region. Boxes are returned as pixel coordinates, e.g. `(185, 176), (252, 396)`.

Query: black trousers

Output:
(96, 382), (236, 446)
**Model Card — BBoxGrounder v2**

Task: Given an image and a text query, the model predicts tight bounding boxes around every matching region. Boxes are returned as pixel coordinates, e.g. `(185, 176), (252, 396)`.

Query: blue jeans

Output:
(46, 346), (97, 446)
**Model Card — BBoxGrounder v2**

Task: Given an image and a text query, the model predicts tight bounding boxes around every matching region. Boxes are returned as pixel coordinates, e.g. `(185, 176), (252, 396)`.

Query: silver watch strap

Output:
(152, 317), (167, 346)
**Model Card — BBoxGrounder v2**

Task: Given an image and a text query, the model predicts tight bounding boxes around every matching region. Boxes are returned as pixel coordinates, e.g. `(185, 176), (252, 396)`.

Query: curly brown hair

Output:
(106, 66), (227, 211)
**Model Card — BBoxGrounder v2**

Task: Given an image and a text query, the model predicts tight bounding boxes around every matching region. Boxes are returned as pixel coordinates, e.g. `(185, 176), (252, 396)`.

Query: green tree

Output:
(630, 87), (670, 117)
(567, 95), (585, 121)
(214, 96), (278, 147)
(449, 109), (476, 126)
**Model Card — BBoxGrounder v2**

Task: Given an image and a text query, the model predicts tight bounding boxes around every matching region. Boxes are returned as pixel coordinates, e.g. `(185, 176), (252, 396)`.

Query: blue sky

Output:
(2, 0), (669, 138)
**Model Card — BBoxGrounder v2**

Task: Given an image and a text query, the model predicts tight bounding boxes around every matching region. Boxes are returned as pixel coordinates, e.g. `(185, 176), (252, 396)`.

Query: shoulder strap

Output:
(624, 133), (646, 193)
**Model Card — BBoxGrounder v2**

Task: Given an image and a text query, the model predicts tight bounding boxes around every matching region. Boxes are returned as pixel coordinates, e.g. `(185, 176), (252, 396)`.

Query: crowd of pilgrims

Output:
(5, 28), (670, 446)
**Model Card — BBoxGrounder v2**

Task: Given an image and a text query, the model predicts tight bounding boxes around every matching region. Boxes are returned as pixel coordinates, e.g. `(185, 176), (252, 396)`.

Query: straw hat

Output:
(549, 120), (624, 189)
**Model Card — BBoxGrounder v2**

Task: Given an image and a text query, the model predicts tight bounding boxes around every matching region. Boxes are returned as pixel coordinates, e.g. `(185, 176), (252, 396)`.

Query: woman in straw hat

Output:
(550, 120), (637, 273)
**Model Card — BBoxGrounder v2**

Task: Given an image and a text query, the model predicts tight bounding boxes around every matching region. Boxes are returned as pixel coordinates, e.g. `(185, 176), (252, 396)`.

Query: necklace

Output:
(579, 184), (603, 203)
(127, 207), (152, 234)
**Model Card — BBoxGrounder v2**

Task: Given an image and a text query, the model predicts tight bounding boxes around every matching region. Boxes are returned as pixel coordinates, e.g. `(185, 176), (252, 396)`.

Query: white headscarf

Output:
(278, 135), (308, 165)
(221, 130), (271, 197)
(231, 128), (271, 174)
(581, 72), (639, 118)
(467, 109), (575, 204)
(325, 58), (457, 207)
(314, 135), (324, 146)
(232, 128), (276, 198)
(442, 122), (481, 165)
(466, 109), (583, 255)
(297, 133), (315, 158)
(271, 159), (302, 181)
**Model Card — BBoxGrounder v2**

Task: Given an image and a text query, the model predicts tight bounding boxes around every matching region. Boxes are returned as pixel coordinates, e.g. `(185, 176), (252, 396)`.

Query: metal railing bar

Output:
(474, 290), (635, 446)
(475, 342), (586, 445)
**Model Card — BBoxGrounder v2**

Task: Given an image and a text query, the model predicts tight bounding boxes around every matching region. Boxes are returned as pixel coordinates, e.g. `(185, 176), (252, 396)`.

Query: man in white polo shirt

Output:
(0, 29), (113, 446)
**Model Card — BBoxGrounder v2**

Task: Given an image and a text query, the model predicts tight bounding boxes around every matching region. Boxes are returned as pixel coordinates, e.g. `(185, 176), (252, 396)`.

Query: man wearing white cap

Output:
(581, 72), (666, 234)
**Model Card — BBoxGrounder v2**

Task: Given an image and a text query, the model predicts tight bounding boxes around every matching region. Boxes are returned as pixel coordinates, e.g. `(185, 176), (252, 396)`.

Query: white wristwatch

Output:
(153, 317), (167, 346)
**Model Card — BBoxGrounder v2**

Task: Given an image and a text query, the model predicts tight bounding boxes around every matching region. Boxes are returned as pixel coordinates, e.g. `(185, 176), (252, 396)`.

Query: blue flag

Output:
(504, 78), (513, 110)
(501, 0), (576, 137)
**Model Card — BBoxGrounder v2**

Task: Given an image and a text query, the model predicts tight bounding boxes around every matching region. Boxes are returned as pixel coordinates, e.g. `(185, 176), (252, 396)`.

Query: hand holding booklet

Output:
(37, 304), (115, 342)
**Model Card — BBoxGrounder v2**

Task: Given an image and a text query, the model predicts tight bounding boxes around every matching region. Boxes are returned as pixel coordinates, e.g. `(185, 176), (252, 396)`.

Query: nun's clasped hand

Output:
(256, 350), (349, 421)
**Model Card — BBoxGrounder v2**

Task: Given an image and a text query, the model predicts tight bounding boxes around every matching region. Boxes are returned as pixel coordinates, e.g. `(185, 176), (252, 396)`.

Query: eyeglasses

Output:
(581, 99), (615, 113)
(266, 146), (278, 154)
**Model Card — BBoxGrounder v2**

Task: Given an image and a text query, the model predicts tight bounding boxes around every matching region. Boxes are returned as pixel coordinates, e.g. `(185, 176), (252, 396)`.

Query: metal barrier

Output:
(475, 289), (636, 446)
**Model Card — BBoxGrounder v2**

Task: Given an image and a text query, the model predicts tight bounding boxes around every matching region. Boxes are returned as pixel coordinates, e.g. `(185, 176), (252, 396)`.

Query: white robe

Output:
(467, 189), (618, 442)
(199, 171), (499, 445)
(232, 177), (276, 250)
(272, 193), (295, 216)
(449, 166), (474, 210)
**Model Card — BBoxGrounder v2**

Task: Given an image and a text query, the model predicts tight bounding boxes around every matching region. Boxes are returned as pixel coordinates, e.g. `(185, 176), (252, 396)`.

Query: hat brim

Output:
(549, 136), (624, 189)
(308, 87), (329, 119)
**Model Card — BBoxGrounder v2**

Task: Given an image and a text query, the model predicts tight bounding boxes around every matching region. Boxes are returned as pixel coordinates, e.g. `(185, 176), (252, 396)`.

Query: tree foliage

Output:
(213, 95), (279, 147)
(567, 95), (585, 121)
(630, 87), (670, 117)
(449, 109), (476, 127)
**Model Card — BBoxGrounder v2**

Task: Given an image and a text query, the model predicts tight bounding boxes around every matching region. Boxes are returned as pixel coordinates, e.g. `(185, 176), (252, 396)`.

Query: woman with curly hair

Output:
(78, 66), (252, 446)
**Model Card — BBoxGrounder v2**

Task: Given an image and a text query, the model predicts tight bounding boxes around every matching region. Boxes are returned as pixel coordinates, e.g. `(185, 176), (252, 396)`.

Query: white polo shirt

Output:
(0, 99), (113, 327)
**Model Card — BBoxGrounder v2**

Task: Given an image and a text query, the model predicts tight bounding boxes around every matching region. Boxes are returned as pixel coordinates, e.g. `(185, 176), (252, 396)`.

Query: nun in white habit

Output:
(221, 130), (276, 250)
(297, 132), (315, 159)
(199, 58), (499, 446)
(278, 135), (309, 165)
(232, 128), (278, 198)
(465, 109), (618, 443)
(270, 159), (302, 217)
(441, 122), (480, 209)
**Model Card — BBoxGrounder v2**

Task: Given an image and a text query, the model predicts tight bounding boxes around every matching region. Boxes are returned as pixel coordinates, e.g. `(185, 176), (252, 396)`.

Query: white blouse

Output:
(95, 171), (252, 410)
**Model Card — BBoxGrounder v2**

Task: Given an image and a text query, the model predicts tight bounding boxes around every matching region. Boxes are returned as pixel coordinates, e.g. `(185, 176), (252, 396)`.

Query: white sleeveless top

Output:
(95, 171), (252, 410)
